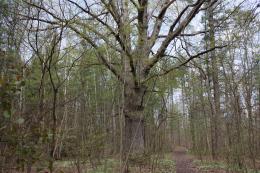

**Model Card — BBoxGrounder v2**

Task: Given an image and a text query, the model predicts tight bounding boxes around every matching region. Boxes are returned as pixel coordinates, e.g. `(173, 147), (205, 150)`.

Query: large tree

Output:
(22, 0), (225, 171)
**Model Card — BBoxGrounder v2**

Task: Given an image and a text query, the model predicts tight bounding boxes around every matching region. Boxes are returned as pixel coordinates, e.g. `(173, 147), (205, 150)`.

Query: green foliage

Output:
(194, 160), (260, 173)
(156, 157), (176, 172)
(194, 160), (226, 171)
(0, 0), (259, 172)
(147, 154), (176, 173)
(3, 110), (10, 118)
(16, 117), (24, 124)
(88, 159), (119, 173)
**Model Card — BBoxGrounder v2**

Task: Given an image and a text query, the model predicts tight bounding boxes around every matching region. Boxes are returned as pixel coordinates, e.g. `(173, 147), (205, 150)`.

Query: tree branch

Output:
(143, 44), (226, 83)
(148, 0), (176, 49)
(143, 0), (207, 75)
(69, 25), (124, 83)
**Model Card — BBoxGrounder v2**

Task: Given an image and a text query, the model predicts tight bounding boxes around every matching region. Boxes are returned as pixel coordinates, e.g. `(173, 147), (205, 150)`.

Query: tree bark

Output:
(123, 84), (146, 155)
(210, 51), (221, 158)
(206, 2), (221, 159)
(121, 83), (147, 173)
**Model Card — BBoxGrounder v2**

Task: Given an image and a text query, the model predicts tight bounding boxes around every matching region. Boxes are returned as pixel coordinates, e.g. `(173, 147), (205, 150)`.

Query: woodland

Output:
(0, 0), (259, 173)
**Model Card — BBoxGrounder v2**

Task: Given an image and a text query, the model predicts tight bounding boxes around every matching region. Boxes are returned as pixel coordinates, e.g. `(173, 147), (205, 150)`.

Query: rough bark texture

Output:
(124, 117), (145, 154)
(123, 84), (147, 155)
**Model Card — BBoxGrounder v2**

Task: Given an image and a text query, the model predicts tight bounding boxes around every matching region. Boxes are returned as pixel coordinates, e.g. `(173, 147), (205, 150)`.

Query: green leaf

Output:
(20, 80), (26, 86)
(16, 118), (25, 124)
(3, 110), (10, 118)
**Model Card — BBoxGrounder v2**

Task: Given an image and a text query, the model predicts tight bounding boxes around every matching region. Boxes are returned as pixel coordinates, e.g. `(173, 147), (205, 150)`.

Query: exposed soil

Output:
(173, 147), (229, 173)
(173, 147), (199, 173)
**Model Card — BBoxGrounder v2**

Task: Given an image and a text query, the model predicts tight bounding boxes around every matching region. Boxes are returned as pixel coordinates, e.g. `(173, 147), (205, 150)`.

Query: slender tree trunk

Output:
(208, 3), (221, 159)
(257, 86), (260, 156)
(199, 74), (210, 153)
(205, 60), (217, 159)
(242, 43), (256, 169)
(49, 89), (58, 173)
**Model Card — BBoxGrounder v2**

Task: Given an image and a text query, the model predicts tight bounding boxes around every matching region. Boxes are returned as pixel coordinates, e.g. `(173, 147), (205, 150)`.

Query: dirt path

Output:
(173, 147), (199, 173)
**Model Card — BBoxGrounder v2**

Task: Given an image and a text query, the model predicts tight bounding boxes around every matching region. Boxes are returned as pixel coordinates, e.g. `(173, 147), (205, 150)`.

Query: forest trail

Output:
(173, 147), (199, 173)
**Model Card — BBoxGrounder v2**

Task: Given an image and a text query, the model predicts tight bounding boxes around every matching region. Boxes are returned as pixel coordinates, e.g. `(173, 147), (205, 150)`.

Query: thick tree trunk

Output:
(124, 116), (145, 154)
(122, 84), (146, 173)
(123, 85), (146, 155)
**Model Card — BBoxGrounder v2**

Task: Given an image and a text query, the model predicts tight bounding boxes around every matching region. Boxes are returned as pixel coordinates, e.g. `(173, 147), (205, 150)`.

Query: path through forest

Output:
(173, 147), (230, 173)
(173, 147), (199, 173)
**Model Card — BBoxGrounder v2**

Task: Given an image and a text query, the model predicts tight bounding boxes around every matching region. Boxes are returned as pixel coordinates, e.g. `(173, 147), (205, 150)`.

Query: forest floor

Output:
(173, 147), (199, 173)
(11, 147), (259, 173)
(173, 147), (226, 173)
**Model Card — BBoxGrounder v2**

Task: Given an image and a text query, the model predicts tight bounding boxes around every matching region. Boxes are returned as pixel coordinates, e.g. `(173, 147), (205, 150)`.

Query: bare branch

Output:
(144, 0), (208, 74)
(130, 0), (139, 9)
(143, 44), (226, 83)
(23, 0), (124, 83)
(158, 30), (209, 38)
(69, 25), (124, 83)
(149, 0), (176, 49)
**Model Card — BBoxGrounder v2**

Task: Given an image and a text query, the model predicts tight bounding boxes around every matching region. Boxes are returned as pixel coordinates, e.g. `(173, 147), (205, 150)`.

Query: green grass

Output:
(87, 154), (176, 173)
(193, 160), (260, 173)
(88, 159), (119, 173)
(193, 160), (226, 170)
(156, 157), (175, 173)
(148, 153), (176, 173)
(54, 160), (74, 167)
(46, 154), (176, 173)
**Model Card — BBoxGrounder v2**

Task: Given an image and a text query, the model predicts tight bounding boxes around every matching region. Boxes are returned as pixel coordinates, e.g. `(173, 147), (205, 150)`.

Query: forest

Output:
(0, 0), (259, 173)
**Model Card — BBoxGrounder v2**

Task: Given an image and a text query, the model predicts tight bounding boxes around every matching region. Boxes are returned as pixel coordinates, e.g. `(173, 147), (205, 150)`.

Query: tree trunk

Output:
(208, 3), (221, 159)
(124, 116), (145, 154)
(123, 85), (146, 155)
(122, 84), (146, 173)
